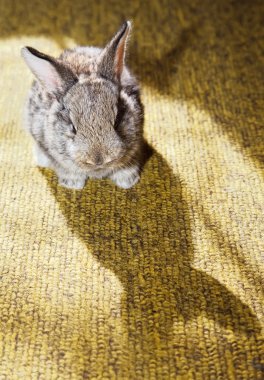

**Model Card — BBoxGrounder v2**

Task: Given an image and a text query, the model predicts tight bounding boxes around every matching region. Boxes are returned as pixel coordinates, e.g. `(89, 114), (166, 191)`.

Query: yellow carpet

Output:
(0, 0), (264, 378)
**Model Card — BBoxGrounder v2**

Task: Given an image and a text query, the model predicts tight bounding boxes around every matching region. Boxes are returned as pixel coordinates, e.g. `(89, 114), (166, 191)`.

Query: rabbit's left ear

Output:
(98, 21), (131, 82)
(21, 47), (76, 94)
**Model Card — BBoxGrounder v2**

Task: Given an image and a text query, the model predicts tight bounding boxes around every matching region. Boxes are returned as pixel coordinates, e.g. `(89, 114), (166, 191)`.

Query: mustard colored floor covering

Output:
(0, 0), (264, 379)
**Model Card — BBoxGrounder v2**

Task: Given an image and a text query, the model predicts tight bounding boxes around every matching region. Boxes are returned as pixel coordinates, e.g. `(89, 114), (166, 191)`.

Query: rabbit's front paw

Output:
(110, 166), (140, 189)
(34, 145), (50, 168)
(58, 176), (86, 190)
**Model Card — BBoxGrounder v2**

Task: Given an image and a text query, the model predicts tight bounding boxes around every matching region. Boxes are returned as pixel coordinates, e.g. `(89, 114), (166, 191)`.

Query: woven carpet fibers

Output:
(0, 0), (264, 379)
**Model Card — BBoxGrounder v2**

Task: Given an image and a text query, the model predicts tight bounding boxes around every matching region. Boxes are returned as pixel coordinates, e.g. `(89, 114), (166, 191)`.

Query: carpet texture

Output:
(0, 0), (264, 379)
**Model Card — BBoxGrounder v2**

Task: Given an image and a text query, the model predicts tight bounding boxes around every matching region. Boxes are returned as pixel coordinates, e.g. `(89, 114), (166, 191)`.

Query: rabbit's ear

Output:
(98, 21), (131, 82)
(21, 47), (76, 93)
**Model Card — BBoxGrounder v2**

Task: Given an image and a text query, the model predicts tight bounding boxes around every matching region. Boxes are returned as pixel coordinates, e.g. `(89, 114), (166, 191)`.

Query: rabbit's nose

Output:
(94, 154), (104, 166)
(86, 154), (104, 166)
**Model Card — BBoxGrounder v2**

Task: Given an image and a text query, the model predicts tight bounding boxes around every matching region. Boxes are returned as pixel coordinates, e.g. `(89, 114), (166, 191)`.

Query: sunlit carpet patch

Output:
(0, 1), (264, 379)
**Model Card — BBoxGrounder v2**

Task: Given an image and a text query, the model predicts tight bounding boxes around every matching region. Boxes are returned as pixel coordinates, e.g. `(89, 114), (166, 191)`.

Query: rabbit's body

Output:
(22, 22), (144, 189)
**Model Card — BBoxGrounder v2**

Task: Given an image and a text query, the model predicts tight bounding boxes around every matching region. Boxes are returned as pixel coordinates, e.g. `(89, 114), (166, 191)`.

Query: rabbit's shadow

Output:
(39, 144), (261, 354)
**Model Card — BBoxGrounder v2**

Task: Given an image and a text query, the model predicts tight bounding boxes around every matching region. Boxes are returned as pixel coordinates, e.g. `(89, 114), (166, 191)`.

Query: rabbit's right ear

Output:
(98, 21), (131, 82)
(21, 47), (76, 94)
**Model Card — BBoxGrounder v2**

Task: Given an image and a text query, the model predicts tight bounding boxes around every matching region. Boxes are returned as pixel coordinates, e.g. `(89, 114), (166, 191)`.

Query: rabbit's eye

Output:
(61, 103), (67, 112)
(71, 123), (77, 135)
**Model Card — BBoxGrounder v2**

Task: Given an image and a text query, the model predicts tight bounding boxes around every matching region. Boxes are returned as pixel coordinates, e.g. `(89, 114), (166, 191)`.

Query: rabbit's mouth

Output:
(78, 157), (124, 171)
(76, 161), (112, 173)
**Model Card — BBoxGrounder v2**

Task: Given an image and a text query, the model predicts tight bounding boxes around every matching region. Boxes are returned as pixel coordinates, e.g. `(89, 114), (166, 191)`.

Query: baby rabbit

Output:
(21, 21), (144, 190)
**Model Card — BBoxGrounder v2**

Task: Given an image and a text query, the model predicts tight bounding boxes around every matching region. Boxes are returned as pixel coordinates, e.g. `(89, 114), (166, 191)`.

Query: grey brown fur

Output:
(21, 21), (144, 189)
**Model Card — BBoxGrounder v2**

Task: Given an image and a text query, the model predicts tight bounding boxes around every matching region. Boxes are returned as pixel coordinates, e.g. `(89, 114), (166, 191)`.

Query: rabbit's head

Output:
(22, 22), (143, 171)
